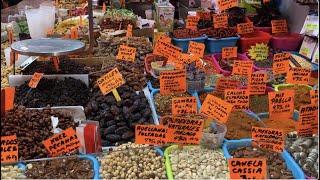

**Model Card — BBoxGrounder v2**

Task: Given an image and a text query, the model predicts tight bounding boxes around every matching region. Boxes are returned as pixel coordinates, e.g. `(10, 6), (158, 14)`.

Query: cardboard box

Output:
(155, 2), (175, 32)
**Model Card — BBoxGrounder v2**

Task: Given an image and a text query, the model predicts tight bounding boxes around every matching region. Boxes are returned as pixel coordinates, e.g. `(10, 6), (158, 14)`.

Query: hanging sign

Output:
(172, 97), (197, 115)
(232, 60), (253, 77)
(42, 127), (80, 157)
(237, 22), (254, 34)
(228, 158), (267, 179)
(222, 47), (237, 59)
(248, 72), (267, 95)
(96, 68), (125, 97)
(160, 70), (187, 95)
(213, 13), (228, 29)
(273, 52), (291, 75)
(200, 94), (233, 124)
(296, 104), (318, 137)
(28, 72), (44, 88)
(252, 126), (284, 153)
(135, 125), (167, 145)
(116, 45), (136, 62)
(188, 41), (205, 58)
(1, 135), (18, 163)
(286, 67), (311, 85)
(268, 90), (295, 119)
(217, 0), (238, 12)
(271, 19), (288, 34)
(224, 89), (249, 110)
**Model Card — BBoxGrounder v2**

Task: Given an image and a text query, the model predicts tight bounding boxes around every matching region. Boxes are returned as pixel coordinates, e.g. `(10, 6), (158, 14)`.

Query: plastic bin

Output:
(172, 35), (207, 53)
(222, 139), (306, 179)
(211, 53), (251, 76)
(271, 33), (304, 51)
(201, 122), (227, 149)
(273, 83), (313, 92)
(205, 36), (240, 53)
(254, 26), (272, 34)
(257, 110), (300, 121)
(239, 31), (272, 53)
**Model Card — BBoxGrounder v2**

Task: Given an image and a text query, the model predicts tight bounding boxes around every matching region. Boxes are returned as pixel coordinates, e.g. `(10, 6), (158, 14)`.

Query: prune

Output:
(104, 125), (117, 135)
(115, 127), (130, 135)
(106, 134), (122, 142)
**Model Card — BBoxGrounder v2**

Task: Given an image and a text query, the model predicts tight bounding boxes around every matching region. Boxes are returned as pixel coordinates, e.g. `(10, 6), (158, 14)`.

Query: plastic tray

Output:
(239, 31), (272, 53)
(222, 139), (305, 179)
(210, 53), (251, 76)
(142, 86), (160, 125)
(271, 33), (304, 51)
(205, 36), (240, 54)
(257, 110), (300, 121)
(273, 83), (313, 92)
(254, 26), (272, 34)
(172, 35), (207, 53)
(290, 51), (319, 73)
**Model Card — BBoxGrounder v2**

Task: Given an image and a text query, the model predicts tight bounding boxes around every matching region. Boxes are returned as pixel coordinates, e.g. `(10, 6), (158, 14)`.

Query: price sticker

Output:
(126, 24), (133, 37)
(160, 70), (187, 95)
(135, 125), (167, 145)
(268, 90), (295, 119)
(296, 104), (318, 137)
(186, 15), (200, 30)
(200, 94), (233, 124)
(217, 0), (238, 12)
(188, 41), (205, 58)
(224, 89), (249, 110)
(228, 158), (267, 179)
(232, 60), (253, 77)
(1, 135), (18, 163)
(154, 40), (181, 63)
(215, 77), (241, 94)
(222, 47), (237, 59)
(310, 90), (318, 105)
(172, 97), (197, 115)
(42, 127), (80, 157)
(70, 26), (78, 39)
(97, 68), (125, 96)
(273, 52), (291, 75)
(248, 72), (267, 95)
(237, 22), (254, 34)
(286, 67), (311, 85)
(167, 116), (204, 145)
(271, 19), (288, 34)
(252, 126), (285, 153)
(28, 72), (44, 88)
(116, 45), (136, 62)
(213, 13), (228, 29)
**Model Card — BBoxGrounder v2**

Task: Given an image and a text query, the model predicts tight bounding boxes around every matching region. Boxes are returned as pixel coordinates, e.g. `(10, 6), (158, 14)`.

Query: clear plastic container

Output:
(201, 122), (227, 149)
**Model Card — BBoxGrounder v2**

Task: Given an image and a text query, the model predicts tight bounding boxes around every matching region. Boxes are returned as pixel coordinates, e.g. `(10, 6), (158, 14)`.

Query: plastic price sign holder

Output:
(154, 40), (181, 63)
(10, 39), (85, 74)
(271, 19), (288, 34)
(296, 104), (318, 137)
(232, 60), (253, 77)
(252, 126), (285, 153)
(228, 158), (267, 179)
(224, 89), (249, 110)
(8, 29), (14, 44)
(273, 52), (291, 75)
(268, 90), (294, 119)
(286, 67), (311, 85)
(1, 135), (18, 163)
(213, 13), (228, 29)
(310, 89), (318, 105)
(135, 125), (168, 145)
(96, 68), (125, 102)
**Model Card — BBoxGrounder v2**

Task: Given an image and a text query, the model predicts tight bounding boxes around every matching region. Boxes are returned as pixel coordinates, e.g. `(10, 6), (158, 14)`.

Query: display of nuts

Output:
(154, 92), (191, 116)
(100, 142), (166, 179)
(15, 77), (89, 108)
(1, 66), (21, 88)
(231, 146), (294, 179)
(25, 157), (94, 179)
(1, 106), (77, 160)
(1, 165), (26, 179)
(169, 146), (229, 179)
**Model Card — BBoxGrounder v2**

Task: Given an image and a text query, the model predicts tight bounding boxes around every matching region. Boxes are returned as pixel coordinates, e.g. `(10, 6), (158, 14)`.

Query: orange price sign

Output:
(232, 60), (253, 77)
(271, 19), (288, 34)
(166, 116), (204, 145)
(42, 127), (80, 157)
(116, 45), (137, 62)
(268, 90), (294, 119)
(160, 70), (187, 95)
(215, 77), (241, 94)
(228, 158), (267, 179)
(213, 13), (228, 29)
(252, 126), (285, 153)
(1, 135), (18, 163)
(172, 97), (197, 115)
(273, 52), (291, 75)
(174, 53), (191, 69)
(8, 29), (13, 44)
(197, 11), (211, 20)
(28, 72), (44, 88)
(70, 27), (78, 39)
(188, 41), (205, 58)
(96, 68), (125, 95)
(286, 67), (311, 85)
(126, 24), (133, 37)
(310, 89), (318, 105)
(52, 57), (60, 72)
(296, 104), (318, 137)
(186, 15), (200, 30)
(154, 39), (181, 63)
(222, 47), (237, 59)
(102, 2), (106, 13)
(224, 89), (249, 110)
(47, 28), (54, 36)
(200, 94), (233, 124)
(237, 22), (254, 34)
(217, 0), (238, 12)
(248, 72), (268, 95)
(1, 87), (15, 115)
(135, 125), (167, 145)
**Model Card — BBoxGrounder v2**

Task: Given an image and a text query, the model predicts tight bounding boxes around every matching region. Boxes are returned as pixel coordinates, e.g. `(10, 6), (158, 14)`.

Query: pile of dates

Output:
(1, 106), (77, 160)
(85, 85), (153, 146)
(15, 77), (89, 108)
(251, 3), (282, 27)
(227, 7), (246, 27)
(207, 28), (238, 39)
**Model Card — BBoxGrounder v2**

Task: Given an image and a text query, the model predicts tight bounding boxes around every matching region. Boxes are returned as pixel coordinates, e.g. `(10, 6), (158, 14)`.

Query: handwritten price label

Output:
(215, 77), (241, 94)
(186, 15), (200, 30)
(222, 47), (237, 59)
(296, 104), (318, 137)
(286, 67), (311, 85)
(310, 90), (318, 105)
(237, 22), (254, 34)
(154, 40), (181, 63)
(28, 72), (44, 88)
(217, 0), (238, 11)
(271, 19), (288, 34)
(252, 126), (284, 153)
(273, 52), (291, 75)
(126, 24), (133, 37)
(213, 13), (228, 29)
(248, 72), (267, 95)
(268, 90), (294, 119)
(135, 125), (167, 145)
(1, 87), (15, 115)
(228, 158), (267, 179)
(232, 60), (253, 77)
(225, 89), (249, 110)
(160, 70), (187, 95)
(188, 41), (205, 58)
(116, 45), (136, 62)
(97, 68), (125, 95)
(1, 135), (18, 163)
(172, 97), (197, 115)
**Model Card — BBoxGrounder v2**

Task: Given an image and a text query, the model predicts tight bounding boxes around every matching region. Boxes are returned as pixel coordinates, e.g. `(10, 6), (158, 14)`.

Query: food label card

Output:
(97, 68), (125, 95)
(43, 127), (80, 157)
(248, 72), (267, 95)
(310, 90), (318, 105)
(135, 125), (167, 145)
(28, 72), (44, 88)
(232, 60), (253, 77)
(273, 52), (291, 75)
(252, 126), (284, 153)
(154, 40), (181, 62)
(172, 97), (197, 115)
(186, 15), (200, 30)
(215, 77), (241, 94)
(197, 11), (211, 20)
(237, 22), (254, 34)
(268, 90), (294, 119)
(126, 24), (133, 37)
(200, 94), (233, 123)
(271, 19), (288, 34)
(228, 158), (267, 179)
(286, 67), (311, 85)
(116, 45), (136, 62)
(217, 0), (238, 11)
(213, 13), (228, 29)
(222, 47), (237, 59)
(188, 41), (205, 58)
(296, 104), (318, 137)
(1, 135), (18, 163)
(224, 89), (249, 110)
(160, 70), (187, 95)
